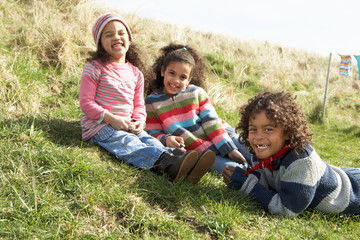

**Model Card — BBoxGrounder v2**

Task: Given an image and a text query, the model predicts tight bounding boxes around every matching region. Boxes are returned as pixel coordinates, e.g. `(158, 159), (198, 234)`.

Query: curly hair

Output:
(86, 43), (146, 74)
(236, 91), (313, 155)
(146, 43), (209, 94)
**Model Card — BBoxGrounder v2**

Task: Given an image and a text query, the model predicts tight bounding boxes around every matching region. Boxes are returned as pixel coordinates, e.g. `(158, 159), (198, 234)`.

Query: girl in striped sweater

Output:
(222, 91), (360, 216)
(79, 13), (215, 184)
(145, 43), (251, 174)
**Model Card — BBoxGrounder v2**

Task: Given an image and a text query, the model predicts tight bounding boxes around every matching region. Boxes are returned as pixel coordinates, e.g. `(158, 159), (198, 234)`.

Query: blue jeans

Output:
(212, 129), (253, 174)
(91, 125), (173, 170)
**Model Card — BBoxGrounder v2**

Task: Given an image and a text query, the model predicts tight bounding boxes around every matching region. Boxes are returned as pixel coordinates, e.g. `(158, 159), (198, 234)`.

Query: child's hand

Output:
(222, 166), (236, 185)
(166, 136), (185, 149)
(129, 121), (144, 134)
(105, 113), (131, 130)
(228, 149), (248, 165)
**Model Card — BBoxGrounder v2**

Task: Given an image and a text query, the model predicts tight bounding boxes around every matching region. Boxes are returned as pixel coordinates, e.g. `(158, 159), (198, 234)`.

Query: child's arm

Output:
(145, 106), (184, 147)
(225, 156), (321, 217)
(132, 71), (146, 122)
(124, 70), (146, 135)
(145, 101), (169, 145)
(79, 63), (106, 121)
(197, 88), (238, 156)
(103, 111), (132, 130)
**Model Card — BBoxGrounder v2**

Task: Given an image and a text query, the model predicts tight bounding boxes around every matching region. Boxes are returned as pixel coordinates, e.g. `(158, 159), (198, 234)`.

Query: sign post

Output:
(322, 52), (332, 119)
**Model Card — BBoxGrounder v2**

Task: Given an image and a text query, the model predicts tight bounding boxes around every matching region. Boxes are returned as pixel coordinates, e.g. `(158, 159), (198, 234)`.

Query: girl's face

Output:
(161, 61), (192, 97)
(248, 110), (289, 160)
(100, 20), (130, 63)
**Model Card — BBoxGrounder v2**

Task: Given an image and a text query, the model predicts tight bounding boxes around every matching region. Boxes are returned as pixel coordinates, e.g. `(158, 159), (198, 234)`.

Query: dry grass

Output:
(123, 12), (360, 121)
(0, 55), (22, 112)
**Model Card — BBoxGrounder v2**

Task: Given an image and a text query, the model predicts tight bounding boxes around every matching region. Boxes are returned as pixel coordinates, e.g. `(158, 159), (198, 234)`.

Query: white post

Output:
(322, 52), (332, 119)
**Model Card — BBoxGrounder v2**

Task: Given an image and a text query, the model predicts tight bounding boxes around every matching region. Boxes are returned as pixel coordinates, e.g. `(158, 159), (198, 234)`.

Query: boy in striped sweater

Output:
(145, 43), (251, 174)
(222, 91), (360, 217)
(79, 13), (215, 184)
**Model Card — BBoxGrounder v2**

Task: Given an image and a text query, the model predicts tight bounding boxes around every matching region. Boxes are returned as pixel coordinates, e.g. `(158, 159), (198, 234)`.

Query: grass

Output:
(1, 0), (360, 239)
(1, 115), (359, 239)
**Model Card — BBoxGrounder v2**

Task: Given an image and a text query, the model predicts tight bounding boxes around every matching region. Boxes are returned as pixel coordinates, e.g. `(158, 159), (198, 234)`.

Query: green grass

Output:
(310, 121), (360, 167)
(1, 106), (359, 239)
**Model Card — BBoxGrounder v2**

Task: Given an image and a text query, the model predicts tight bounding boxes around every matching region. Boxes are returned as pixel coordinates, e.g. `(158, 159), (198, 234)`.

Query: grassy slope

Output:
(1, 0), (359, 239)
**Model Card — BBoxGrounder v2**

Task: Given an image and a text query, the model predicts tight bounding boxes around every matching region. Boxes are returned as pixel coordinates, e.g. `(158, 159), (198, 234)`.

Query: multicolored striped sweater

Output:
(79, 60), (145, 140)
(228, 145), (360, 217)
(339, 54), (352, 76)
(145, 85), (237, 156)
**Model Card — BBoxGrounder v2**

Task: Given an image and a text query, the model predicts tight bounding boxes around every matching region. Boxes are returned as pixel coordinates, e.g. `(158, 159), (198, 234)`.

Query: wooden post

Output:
(322, 52), (332, 119)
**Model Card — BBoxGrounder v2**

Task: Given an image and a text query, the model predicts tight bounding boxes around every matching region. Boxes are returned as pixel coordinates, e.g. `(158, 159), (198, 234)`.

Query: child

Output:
(79, 13), (215, 184)
(145, 43), (251, 174)
(222, 91), (360, 217)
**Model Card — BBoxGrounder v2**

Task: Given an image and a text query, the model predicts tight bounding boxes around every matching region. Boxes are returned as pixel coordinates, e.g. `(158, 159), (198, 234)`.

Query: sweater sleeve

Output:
(145, 97), (168, 145)
(229, 156), (323, 217)
(197, 88), (236, 156)
(132, 70), (146, 121)
(79, 63), (105, 121)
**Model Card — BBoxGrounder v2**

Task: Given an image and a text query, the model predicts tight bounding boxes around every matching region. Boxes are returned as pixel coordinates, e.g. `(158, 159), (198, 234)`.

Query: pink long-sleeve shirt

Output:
(79, 60), (145, 140)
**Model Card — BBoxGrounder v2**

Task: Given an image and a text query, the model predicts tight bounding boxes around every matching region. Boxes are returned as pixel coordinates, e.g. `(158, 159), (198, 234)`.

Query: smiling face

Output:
(248, 110), (289, 160)
(100, 20), (130, 63)
(161, 61), (192, 97)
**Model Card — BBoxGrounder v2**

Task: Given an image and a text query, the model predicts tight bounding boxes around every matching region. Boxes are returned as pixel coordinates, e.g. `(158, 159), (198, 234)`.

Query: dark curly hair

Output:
(236, 91), (313, 155)
(146, 43), (209, 94)
(86, 43), (146, 74)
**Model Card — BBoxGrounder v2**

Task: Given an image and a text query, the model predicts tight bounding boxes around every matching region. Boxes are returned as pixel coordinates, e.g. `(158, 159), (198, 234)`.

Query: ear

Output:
(161, 66), (165, 77)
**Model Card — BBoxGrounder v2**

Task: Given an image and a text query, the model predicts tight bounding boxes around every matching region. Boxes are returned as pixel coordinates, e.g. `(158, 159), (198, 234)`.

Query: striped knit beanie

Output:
(92, 12), (132, 48)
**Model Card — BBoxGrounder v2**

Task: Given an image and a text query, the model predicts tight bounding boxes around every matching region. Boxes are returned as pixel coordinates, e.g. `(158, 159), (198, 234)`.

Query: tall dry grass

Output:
(0, 0), (359, 121)
(123, 12), (359, 115)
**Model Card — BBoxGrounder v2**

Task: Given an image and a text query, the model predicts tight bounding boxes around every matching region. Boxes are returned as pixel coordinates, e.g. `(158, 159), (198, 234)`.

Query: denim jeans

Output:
(91, 125), (173, 170)
(211, 128), (253, 174)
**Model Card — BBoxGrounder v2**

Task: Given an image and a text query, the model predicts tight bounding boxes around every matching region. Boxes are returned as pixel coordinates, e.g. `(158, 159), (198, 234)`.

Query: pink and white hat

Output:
(92, 12), (132, 48)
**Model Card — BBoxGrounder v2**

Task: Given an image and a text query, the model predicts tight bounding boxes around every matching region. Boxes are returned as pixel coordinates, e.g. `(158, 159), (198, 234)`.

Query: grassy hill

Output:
(1, 0), (359, 239)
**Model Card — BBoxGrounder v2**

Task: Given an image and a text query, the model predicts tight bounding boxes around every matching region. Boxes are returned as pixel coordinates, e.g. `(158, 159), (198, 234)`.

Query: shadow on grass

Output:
(37, 118), (83, 147)
(340, 125), (360, 138)
(1, 116), (83, 147)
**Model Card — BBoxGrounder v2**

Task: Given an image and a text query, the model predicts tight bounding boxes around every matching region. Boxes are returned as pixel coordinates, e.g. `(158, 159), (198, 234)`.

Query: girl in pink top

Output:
(79, 13), (215, 183)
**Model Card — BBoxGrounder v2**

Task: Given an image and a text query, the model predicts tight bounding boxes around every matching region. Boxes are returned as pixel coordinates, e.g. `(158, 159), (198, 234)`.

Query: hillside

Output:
(1, 0), (359, 121)
(1, 0), (359, 239)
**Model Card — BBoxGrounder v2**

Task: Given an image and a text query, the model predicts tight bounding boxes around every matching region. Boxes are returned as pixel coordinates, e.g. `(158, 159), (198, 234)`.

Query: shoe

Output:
(186, 150), (215, 184)
(152, 150), (198, 181)
(171, 148), (186, 156)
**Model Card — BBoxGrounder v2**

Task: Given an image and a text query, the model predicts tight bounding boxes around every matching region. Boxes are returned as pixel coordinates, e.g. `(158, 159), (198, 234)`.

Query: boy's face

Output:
(161, 61), (192, 97)
(100, 20), (130, 63)
(248, 110), (289, 160)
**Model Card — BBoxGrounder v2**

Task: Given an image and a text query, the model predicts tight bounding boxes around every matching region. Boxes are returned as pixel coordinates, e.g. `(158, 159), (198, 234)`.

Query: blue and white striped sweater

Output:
(229, 145), (360, 216)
